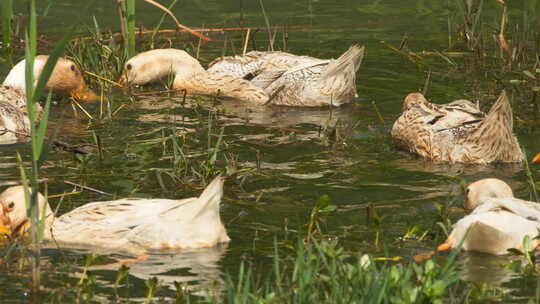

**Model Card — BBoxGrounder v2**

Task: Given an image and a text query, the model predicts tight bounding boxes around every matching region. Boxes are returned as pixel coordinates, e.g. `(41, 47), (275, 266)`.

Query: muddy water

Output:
(1, 0), (540, 301)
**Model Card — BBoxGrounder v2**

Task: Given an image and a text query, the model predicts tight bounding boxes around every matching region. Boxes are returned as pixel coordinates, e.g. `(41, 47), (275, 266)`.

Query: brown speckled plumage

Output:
(391, 91), (522, 163)
(0, 100), (30, 142)
(0, 86), (31, 142)
(208, 45), (365, 107)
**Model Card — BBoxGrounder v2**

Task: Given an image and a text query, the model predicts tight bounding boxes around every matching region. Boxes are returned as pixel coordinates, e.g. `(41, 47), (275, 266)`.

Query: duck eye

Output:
(126, 63), (132, 70)
(8, 202), (14, 209)
(70, 64), (76, 72)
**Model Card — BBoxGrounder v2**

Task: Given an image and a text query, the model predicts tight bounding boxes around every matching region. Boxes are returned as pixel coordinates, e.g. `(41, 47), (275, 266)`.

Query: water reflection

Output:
(459, 252), (519, 285)
(87, 245), (228, 299)
(134, 95), (357, 130)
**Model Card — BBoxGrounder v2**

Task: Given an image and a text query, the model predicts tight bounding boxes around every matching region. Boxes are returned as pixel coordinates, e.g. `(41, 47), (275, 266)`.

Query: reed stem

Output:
(1, 0), (13, 66)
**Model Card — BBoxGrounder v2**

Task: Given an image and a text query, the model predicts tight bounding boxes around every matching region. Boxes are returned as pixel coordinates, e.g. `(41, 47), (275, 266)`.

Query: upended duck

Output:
(207, 45), (365, 107)
(391, 90), (523, 163)
(0, 55), (99, 142)
(0, 176), (230, 254)
(439, 178), (540, 255)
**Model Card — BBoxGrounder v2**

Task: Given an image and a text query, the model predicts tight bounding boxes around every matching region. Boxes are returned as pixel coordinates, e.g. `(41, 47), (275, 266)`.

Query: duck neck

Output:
(172, 58), (207, 91)
(2, 58), (44, 93)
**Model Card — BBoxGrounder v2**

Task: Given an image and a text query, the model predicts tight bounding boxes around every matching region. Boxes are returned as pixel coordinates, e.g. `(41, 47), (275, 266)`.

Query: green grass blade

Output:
(1, 0), (13, 65)
(125, 0), (136, 58)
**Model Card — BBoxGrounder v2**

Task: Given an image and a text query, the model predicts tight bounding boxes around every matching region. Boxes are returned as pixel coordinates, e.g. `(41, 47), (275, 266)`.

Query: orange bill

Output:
(436, 242), (451, 252)
(72, 85), (101, 102)
(0, 214), (11, 241)
(413, 242), (452, 263)
(532, 152), (540, 164)
(118, 73), (128, 87)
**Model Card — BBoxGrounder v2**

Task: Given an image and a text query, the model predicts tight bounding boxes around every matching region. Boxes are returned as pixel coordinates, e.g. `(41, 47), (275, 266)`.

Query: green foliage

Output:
(122, 0), (136, 58)
(16, 0), (72, 296)
(221, 238), (463, 304)
(0, 0), (13, 66)
(307, 194), (337, 240)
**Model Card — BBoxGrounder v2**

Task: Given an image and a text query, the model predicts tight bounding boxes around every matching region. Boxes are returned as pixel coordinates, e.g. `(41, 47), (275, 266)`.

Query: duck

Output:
(118, 49), (269, 104)
(436, 178), (540, 255)
(391, 90), (523, 163)
(0, 55), (99, 143)
(0, 176), (230, 254)
(207, 45), (365, 107)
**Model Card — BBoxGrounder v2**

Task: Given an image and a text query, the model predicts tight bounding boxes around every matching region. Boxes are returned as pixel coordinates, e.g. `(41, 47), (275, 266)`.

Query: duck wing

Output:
(207, 52), (269, 79)
(208, 51), (326, 88)
(471, 197), (540, 221)
(391, 100), (450, 159)
(52, 197), (197, 249)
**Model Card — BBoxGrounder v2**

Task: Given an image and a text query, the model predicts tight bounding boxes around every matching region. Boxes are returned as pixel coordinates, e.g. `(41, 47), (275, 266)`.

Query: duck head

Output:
(3, 55), (100, 103)
(402, 92), (428, 112)
(0, 186), (53, 236)
(463, 178), (514, 211)
(118, 49), (205, 89)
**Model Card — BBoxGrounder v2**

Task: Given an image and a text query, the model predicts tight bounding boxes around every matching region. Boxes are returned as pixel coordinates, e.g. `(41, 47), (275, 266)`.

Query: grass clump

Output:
(216, 238), (463, 304)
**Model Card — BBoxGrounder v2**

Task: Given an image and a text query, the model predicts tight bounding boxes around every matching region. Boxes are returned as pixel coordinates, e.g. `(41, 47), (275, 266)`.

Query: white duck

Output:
(0, 55), (99, 142)
(118, 49), (269, 104)
(207, 45), (365, 107)
(439, 178), (540, 255)
(0, 176), (230, 254)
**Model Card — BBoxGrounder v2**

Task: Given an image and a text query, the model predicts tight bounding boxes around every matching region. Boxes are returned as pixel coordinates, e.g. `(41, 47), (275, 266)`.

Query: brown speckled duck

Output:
(118, 49), (269, 104)
(0, 176), (229, 254)
(391, 90), (523, 163)
(207, 45), (365, 107)
(0, 56), (99, 143)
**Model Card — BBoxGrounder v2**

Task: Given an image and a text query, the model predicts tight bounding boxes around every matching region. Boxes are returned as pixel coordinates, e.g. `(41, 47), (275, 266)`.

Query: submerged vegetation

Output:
(0, 0), (540, 303)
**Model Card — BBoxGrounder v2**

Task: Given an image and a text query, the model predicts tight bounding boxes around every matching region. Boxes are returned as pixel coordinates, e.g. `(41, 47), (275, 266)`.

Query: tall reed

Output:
(1, 0), (13, 65)
(19, 0), (72, 296)
(125, 0), (136, 58)
(118, 0), (136, 59)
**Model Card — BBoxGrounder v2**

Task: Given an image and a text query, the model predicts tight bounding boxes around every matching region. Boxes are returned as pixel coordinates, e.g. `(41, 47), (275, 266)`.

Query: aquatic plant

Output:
(13, 0), (73, 296)
(219, 238), (463, 304)
(0, 0), (13, 66)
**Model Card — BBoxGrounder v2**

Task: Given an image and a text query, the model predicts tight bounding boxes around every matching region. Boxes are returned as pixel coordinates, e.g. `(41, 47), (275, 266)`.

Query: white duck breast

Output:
(445, 178), (540, 255)
(448, 205), (540, 255)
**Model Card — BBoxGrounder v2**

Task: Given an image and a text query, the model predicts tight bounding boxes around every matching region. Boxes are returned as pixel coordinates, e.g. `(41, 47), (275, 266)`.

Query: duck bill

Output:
(118, 73), (128, 87)
(0, 213), (12, 237)
(532, 152), (540, 164)
(72, 85), (101, 102)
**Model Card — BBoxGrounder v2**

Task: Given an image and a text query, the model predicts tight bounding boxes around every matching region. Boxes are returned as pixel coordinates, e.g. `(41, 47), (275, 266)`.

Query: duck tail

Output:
(321, 45), (365, 81)
(464, 90), (523, 162)
(192, 176), (226, 218)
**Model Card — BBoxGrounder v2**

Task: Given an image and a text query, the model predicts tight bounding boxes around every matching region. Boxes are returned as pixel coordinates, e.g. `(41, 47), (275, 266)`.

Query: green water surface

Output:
(1, 0), (540, 302)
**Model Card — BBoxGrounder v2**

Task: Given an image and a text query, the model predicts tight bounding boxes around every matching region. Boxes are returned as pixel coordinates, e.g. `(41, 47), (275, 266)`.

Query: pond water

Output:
(1, 0), (540, 302)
